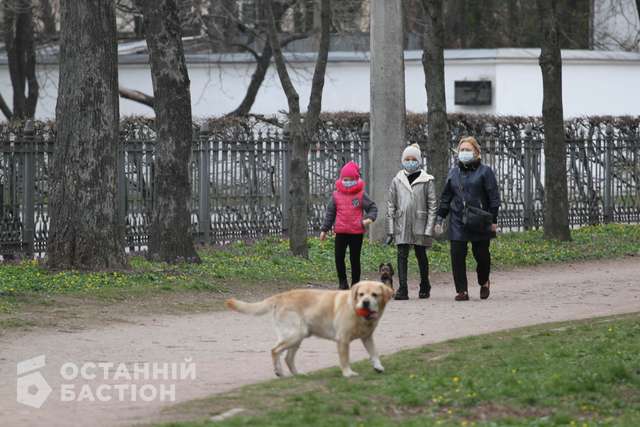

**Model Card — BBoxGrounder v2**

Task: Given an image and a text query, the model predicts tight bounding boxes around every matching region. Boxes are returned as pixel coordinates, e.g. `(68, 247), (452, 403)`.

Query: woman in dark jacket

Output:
(435, 136), (501, 301)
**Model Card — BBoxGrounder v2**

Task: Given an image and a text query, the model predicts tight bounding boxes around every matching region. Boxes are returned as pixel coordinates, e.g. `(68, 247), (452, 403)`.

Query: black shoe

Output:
(480, 281), (490, 299)
(338, 280), (349, 290)
(394, 287), (409, 300)
(455, 292), (469, 301)
(419, 283), (431, 299)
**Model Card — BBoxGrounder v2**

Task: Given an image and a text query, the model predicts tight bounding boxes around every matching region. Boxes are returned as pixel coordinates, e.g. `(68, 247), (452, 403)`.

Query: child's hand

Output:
(362, 218), (373, 227)
(320, 231), (327, 241)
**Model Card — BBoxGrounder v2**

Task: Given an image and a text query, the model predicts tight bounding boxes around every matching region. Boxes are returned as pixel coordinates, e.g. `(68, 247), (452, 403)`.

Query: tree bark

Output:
(420, 0), (449, 199)
(135, 0), (200, 263)
(538, 0), (571, 241)
(48, 0), (126, 270)
(265, 0), (331, 258)
(4, 0), (39, 119)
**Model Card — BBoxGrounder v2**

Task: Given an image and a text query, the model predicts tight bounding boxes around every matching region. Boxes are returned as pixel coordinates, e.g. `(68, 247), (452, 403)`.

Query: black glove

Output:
(384, 235), (394, 246)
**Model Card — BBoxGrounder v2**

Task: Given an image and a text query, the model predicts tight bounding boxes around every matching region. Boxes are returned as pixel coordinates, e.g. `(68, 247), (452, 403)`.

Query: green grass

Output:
(157, 313), (640, 427)
(0, 224), (638, 300)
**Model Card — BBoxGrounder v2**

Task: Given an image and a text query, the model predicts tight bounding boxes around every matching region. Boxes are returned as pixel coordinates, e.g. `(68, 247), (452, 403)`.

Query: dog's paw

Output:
(274, 369), (284, 378)
(342, 369), (359, 378)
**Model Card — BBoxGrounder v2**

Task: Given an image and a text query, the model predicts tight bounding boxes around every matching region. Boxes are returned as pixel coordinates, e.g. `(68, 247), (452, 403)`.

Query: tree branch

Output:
(227, 42), (260, 59)
(0, 93), (13, 120)
(119, 86), (155, 108)
(281, 32), (311, 46)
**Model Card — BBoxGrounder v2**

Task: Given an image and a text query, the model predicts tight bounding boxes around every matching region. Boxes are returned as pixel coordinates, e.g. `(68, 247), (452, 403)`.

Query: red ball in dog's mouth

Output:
(356, 308), (378, 319)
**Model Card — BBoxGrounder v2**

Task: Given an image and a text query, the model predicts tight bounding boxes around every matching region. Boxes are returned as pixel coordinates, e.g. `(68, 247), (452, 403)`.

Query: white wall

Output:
(2, 49), (640, 120)
(494, 50), (640, 116)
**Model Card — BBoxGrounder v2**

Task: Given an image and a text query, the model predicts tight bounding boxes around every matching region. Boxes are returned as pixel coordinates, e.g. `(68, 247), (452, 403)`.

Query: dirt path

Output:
(1, 258), (639, 427)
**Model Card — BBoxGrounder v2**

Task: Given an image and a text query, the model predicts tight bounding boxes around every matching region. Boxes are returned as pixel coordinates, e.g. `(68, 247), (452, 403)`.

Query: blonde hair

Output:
(457, 136), (482, 159)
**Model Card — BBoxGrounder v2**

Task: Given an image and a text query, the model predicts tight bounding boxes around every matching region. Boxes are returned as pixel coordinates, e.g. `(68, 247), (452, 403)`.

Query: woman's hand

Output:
(491, 224), (497, 233)
(320, 231), (327, 241)
(362, 218), (373, 227)
(434, 217), (445, 236)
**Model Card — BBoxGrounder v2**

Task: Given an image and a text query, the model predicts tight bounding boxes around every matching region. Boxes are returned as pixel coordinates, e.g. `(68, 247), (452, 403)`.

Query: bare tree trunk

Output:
(538, 0), (571, 241)
(48, 0), (126, 270)
(265, 0), (303, 256)
(136, 0), (200, 263)
(265, 0), (331, 258)
(4, 0), (39, 119)
(420, 0), (449, 198)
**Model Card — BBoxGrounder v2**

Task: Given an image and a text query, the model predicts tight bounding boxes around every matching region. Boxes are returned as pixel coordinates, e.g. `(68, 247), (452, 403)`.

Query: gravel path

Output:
(1, 258), (639, 427)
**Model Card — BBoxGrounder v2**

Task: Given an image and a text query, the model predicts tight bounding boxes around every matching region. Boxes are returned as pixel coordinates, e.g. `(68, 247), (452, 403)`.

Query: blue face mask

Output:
(342, 179), (357, 188)
(458, 151), (475, 164)
(402, 160), (420, 172)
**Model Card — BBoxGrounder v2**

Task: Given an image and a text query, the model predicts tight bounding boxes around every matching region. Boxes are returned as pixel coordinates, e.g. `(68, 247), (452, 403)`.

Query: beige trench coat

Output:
(385, 170), (438, 247)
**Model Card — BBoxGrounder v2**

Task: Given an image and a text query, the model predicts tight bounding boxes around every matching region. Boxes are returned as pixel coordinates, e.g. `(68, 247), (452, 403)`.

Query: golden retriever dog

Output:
(225, 281), (394, 378)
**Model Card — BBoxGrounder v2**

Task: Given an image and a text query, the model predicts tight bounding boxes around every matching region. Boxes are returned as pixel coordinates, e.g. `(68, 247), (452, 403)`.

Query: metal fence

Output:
(1, 118), (638, 257)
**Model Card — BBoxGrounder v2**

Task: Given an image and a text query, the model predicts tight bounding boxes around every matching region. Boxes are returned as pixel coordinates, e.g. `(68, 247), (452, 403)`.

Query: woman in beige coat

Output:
(386, 144), (438, 300)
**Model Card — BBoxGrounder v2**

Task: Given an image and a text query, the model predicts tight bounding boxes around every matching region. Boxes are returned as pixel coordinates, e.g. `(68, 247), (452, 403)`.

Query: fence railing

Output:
(1, 117), (639, 257)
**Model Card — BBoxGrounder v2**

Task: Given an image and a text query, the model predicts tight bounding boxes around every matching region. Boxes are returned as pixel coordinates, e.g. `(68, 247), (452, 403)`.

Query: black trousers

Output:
(335, 233), (364, 286)
(450, 239), (491, 293)
(397, 244), (430, 289)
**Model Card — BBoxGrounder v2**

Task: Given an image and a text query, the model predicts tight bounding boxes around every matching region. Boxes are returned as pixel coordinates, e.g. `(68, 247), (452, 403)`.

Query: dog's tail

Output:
(225, 297), (275, 316)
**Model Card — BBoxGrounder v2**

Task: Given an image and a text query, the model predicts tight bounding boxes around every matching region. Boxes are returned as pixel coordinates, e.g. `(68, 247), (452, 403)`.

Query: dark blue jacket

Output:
(437, 161), (501, 242)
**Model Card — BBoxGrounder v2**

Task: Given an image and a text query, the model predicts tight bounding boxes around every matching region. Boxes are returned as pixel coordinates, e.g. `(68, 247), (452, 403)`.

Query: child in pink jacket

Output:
(320, 161), (378, 289)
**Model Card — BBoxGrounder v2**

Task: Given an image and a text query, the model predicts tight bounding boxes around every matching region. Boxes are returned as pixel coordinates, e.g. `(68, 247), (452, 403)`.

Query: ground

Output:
(0, 257), (638, 426)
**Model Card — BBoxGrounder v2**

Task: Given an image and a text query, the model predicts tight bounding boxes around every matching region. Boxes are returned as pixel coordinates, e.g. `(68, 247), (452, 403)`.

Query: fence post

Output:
(523, 124), (533, 231)
(360, 122), (370, 182)
(603, 125), (614, 223)
(22, 120), (35, 258)
(281, 124), (291, 235)
(117, 130), (126, 240)
(198, 123), (211, 245)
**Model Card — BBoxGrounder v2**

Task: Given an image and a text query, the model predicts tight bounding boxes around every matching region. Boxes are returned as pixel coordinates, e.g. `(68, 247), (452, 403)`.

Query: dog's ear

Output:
(350, 282), (360, 304)
(381, 283), (394, 303)
(387, 263), (394, 275)
(378, 263), (385, 272)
